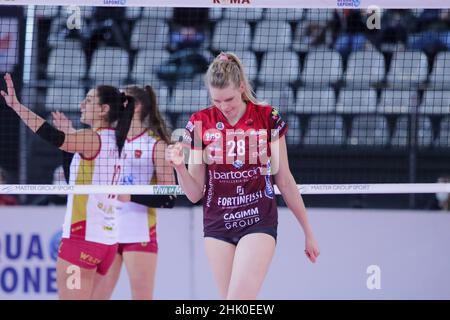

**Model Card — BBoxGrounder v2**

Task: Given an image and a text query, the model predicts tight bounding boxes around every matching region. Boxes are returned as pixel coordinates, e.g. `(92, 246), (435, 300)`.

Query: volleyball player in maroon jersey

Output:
(167, 52), (320, 299)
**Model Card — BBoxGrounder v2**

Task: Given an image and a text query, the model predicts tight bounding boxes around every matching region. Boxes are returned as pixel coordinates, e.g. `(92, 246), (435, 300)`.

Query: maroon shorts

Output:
(118, 225), (158, 254)
(58, 237), (118, 275)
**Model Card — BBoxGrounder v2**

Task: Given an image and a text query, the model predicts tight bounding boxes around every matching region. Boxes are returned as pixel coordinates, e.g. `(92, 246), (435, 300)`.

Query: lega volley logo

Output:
(233, 160), (244, 169)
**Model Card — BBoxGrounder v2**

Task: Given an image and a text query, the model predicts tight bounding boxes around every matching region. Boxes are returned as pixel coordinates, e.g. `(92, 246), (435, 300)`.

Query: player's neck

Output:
(92, 120), (111, 130)
(127, 119), (146, 138)
(226, 101), (247, 126)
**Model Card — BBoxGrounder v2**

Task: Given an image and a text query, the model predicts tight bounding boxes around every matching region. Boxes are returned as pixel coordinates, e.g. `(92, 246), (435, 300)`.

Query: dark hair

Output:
(96, 85), (135, 155)
(124, 85), (171, 144)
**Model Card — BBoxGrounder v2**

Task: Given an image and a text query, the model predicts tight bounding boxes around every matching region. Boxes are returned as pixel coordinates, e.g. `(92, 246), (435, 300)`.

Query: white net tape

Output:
(1, 183), (450, 195)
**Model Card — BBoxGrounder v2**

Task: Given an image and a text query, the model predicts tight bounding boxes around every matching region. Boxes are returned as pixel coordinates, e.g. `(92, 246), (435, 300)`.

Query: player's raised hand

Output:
(1, 73), (21, 109)
(52, 111), (76, 134)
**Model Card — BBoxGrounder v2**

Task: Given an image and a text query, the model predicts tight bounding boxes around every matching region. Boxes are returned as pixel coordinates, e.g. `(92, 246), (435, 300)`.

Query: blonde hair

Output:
(205, 52), (263, 105)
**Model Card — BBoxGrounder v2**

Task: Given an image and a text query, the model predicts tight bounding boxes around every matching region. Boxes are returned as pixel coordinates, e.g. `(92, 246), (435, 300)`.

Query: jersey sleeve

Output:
(268, 107), (288, 142)
(183, 114), (204, 150)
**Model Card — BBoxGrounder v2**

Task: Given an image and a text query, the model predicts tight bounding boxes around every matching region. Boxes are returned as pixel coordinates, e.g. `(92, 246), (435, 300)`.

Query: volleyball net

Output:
(0, 1), (449, 206)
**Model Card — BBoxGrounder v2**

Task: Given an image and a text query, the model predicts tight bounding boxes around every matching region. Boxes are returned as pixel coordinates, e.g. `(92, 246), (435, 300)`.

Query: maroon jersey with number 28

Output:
(184, 101), (288, 238)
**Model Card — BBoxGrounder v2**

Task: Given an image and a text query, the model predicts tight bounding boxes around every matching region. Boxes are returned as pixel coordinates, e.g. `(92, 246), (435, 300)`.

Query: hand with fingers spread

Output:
(52, 111), (76, 134)
(166, 142), (185, 169)
(1, 73), (21, 109)
(304, 234), (320, 263)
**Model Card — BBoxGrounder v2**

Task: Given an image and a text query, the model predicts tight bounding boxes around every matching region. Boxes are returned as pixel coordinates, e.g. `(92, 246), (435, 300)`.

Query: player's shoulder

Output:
(187, 105), (219, 130)
(190, 105), (216, 119)
(254, 104), (275, 113)
(95, 127), (116, 142)
(252, 103), (280, 120)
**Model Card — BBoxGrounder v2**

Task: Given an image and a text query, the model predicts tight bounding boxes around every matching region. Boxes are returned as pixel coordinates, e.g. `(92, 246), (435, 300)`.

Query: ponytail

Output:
(96, 85), (136, 156)
(143, 85), (171, 144)
(124, 85), (171, 144)
(115, 93), (135, 155)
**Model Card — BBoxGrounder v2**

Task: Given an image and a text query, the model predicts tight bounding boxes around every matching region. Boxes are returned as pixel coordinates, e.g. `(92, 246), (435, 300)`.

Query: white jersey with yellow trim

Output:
(117, 130), (159, 243)
(62, 128), (123, 245)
